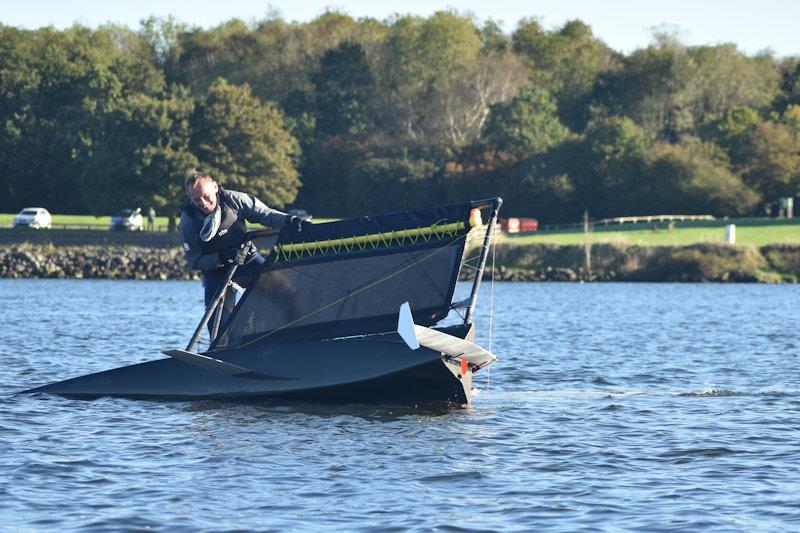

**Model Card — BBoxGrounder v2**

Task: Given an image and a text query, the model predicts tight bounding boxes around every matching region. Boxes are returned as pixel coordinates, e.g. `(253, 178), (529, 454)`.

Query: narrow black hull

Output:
(25, 334), (472, 405)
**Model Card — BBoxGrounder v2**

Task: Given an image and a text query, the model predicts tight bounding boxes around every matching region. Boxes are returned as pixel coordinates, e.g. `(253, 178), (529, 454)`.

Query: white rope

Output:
(486, 235), (496, 396)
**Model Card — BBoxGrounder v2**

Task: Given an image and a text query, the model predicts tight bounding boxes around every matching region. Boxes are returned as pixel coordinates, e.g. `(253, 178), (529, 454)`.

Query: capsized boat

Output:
(25, 198), (503, 405)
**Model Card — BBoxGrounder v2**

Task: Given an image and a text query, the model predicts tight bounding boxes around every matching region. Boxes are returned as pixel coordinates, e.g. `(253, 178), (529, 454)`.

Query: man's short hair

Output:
(184, 170), (214, 190)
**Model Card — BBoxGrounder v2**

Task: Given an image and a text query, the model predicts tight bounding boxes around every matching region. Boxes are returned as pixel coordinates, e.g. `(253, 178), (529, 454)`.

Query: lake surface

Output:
(1, 280), (799, 531)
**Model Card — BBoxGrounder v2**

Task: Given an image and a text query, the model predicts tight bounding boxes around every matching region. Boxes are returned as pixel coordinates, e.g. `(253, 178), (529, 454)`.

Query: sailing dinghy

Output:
(26, 198), (502, 405)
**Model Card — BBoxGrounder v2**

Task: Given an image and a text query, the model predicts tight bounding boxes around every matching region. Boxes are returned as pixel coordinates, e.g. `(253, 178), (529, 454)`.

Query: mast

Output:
(464, 197), (502, 325)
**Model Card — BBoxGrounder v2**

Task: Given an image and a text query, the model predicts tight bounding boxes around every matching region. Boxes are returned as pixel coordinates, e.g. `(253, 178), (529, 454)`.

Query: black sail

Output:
(212, 203), (472, 350)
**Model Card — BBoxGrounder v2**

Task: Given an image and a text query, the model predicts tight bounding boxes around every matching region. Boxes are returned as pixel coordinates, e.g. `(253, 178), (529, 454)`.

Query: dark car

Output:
(110, 208), (144, 231)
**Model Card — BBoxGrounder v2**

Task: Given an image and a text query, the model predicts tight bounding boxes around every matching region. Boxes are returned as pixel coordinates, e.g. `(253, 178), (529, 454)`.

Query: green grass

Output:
(1, 213), (338, 230)
(502, 218), (800, 247)
(246, 217), (336, 228)
(4, 211), (792, 244)
(0, 213), (171, 228)
(0, 213), (109, 226)
(52, 215), (111, 226)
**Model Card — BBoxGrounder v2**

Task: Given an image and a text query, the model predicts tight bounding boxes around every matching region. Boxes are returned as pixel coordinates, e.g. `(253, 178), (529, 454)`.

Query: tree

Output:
(79, 86), (197, 213)
(781, 104), (800, 135)
(295, 136), (362, 216)
(137, 16), (186, 81)
(591, 36), (692, 141)
(171, 11), (372, 105)
(644, 140), (759, 216)
(0, 25), (142, 213)
(311, 41), (374, 137)
(344, 154), (440, 215)
(740, 121), (800, 204)
(710, 109), (800, 207)
(567, 116), (652, 217)
(683, 45), (778, 129)
(173, 19), (264, 94)
(512, 18), (618, 131)
(592, 35), (779, 141)
(483, 85), (569, 156)
(377, 12), (483, 143)
(191, 78), (300, 208)
(442, 147), (518, 207)
(774, 58), (800, 114)
(281, 89), (317, 153)
(706, 106), (761, 166)
(446, 50), (526, 146)
(442, 146), (576, 221)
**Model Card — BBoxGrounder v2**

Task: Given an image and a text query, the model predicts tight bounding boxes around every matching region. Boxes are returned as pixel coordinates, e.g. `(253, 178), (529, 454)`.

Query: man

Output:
(147, 207), (156, 231)
(179, 170), (307, 334)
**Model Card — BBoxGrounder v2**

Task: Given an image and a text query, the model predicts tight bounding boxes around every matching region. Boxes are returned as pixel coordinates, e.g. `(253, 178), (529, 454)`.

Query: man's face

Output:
(187, 179), (219, 215)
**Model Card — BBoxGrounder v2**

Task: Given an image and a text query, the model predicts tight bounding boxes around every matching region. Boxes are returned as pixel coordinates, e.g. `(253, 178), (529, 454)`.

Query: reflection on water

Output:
(1, 279), (799, 530)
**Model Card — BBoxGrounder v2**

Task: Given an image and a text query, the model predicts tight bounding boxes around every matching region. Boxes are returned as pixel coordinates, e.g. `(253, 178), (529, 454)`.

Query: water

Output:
(2, 280), (799, 531)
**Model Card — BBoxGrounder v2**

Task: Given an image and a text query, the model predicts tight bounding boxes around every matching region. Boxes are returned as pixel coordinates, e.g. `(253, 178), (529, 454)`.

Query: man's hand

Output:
(286, 215), (311, 233)
(218, 242), (253, 266)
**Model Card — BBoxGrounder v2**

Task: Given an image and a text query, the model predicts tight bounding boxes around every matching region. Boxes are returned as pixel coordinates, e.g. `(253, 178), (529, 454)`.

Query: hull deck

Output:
(26, 333), (473, 405)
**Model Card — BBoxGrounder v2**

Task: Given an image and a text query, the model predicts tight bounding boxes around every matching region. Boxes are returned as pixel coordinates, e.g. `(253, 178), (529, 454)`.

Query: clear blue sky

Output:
(3, 0), (798, 58)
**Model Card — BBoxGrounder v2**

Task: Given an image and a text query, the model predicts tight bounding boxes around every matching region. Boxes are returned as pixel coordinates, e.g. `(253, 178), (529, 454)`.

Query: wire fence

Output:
(538, 214), (715, 232)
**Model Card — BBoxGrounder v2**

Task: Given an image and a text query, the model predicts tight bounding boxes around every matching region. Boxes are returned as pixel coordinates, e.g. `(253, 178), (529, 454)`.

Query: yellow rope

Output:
(274, 221), (465, 262)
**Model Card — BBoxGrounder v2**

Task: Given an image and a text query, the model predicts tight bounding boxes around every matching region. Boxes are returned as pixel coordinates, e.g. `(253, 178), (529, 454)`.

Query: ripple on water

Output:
(1, 280), (799, 530)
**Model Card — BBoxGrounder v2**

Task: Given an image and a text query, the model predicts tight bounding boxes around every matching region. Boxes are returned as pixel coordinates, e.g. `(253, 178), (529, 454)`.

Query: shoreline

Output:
(1, 241), (798, 283)
(489, 242), (800, 283)
(0, 245), (197, 280)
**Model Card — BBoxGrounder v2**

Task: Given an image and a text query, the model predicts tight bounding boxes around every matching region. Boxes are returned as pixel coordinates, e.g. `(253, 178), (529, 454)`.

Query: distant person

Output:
(147, 207), (156, 231)
(179, 170), (309, 333)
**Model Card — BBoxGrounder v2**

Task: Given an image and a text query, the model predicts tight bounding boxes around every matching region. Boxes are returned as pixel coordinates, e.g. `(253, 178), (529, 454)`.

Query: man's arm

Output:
(178, 212), (223, 271)
(226, 190), (290, 228)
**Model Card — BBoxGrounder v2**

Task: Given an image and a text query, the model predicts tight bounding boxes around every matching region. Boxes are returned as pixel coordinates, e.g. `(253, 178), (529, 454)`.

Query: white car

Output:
(13, 207), (52, 229)
(288, 208), (313, 221)
(110, 208), (144, 231)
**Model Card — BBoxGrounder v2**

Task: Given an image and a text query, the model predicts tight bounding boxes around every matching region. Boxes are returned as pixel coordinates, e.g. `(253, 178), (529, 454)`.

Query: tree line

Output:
(1, 12), (799, 222)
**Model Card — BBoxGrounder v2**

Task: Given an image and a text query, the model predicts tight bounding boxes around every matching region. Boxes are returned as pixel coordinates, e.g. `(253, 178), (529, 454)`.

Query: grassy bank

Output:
(5, 212), (792, 243)
(506, 217), (800, 247)
(2, 214), (799, 282)
(492, 241), (800, 283)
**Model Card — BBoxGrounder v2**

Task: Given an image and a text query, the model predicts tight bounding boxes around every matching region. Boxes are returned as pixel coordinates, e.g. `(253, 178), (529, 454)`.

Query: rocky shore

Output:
(0, 245), (197, 280)
(1, 241), (798, 282)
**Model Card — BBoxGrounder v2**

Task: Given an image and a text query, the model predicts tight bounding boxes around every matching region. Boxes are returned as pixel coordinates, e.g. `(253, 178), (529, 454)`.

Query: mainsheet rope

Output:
(486, 234), (496, 397)
(237, 231), (471, 349)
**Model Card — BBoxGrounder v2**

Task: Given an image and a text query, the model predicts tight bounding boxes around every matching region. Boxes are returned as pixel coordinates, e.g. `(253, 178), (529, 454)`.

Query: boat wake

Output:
(472, 389), (650, 401)
(473, 387), (796, 402)
(675, 387), (793, 398)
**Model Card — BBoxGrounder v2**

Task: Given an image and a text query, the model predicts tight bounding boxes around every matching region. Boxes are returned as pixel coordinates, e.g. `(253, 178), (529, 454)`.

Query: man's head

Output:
(185, 171), (219, 215)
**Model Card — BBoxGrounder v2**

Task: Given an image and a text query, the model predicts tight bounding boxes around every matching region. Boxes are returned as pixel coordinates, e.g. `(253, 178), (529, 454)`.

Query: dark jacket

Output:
(178, 187), (289, 272)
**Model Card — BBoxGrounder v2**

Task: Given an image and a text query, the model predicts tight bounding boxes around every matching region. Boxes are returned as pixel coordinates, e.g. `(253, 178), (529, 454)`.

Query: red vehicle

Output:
(500, 217), (538, 234)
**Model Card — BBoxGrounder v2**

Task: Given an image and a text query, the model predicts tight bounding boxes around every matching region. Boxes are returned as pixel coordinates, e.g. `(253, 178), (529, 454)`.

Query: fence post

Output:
(583, 210), (591, 277)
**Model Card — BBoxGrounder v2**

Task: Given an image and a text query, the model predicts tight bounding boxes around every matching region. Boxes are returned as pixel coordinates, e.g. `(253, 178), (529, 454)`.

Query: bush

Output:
(625, 243), (766, 282)
(492, 241), (779, 282)
(761, 244), (800, 281)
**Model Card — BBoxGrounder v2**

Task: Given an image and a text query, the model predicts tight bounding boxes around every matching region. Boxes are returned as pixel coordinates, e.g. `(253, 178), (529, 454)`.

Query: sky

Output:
(2, 0), (798, 58)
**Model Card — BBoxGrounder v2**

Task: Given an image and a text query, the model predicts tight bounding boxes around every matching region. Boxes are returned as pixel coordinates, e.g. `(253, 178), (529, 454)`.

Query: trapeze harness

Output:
(182, 188), (249, 269)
